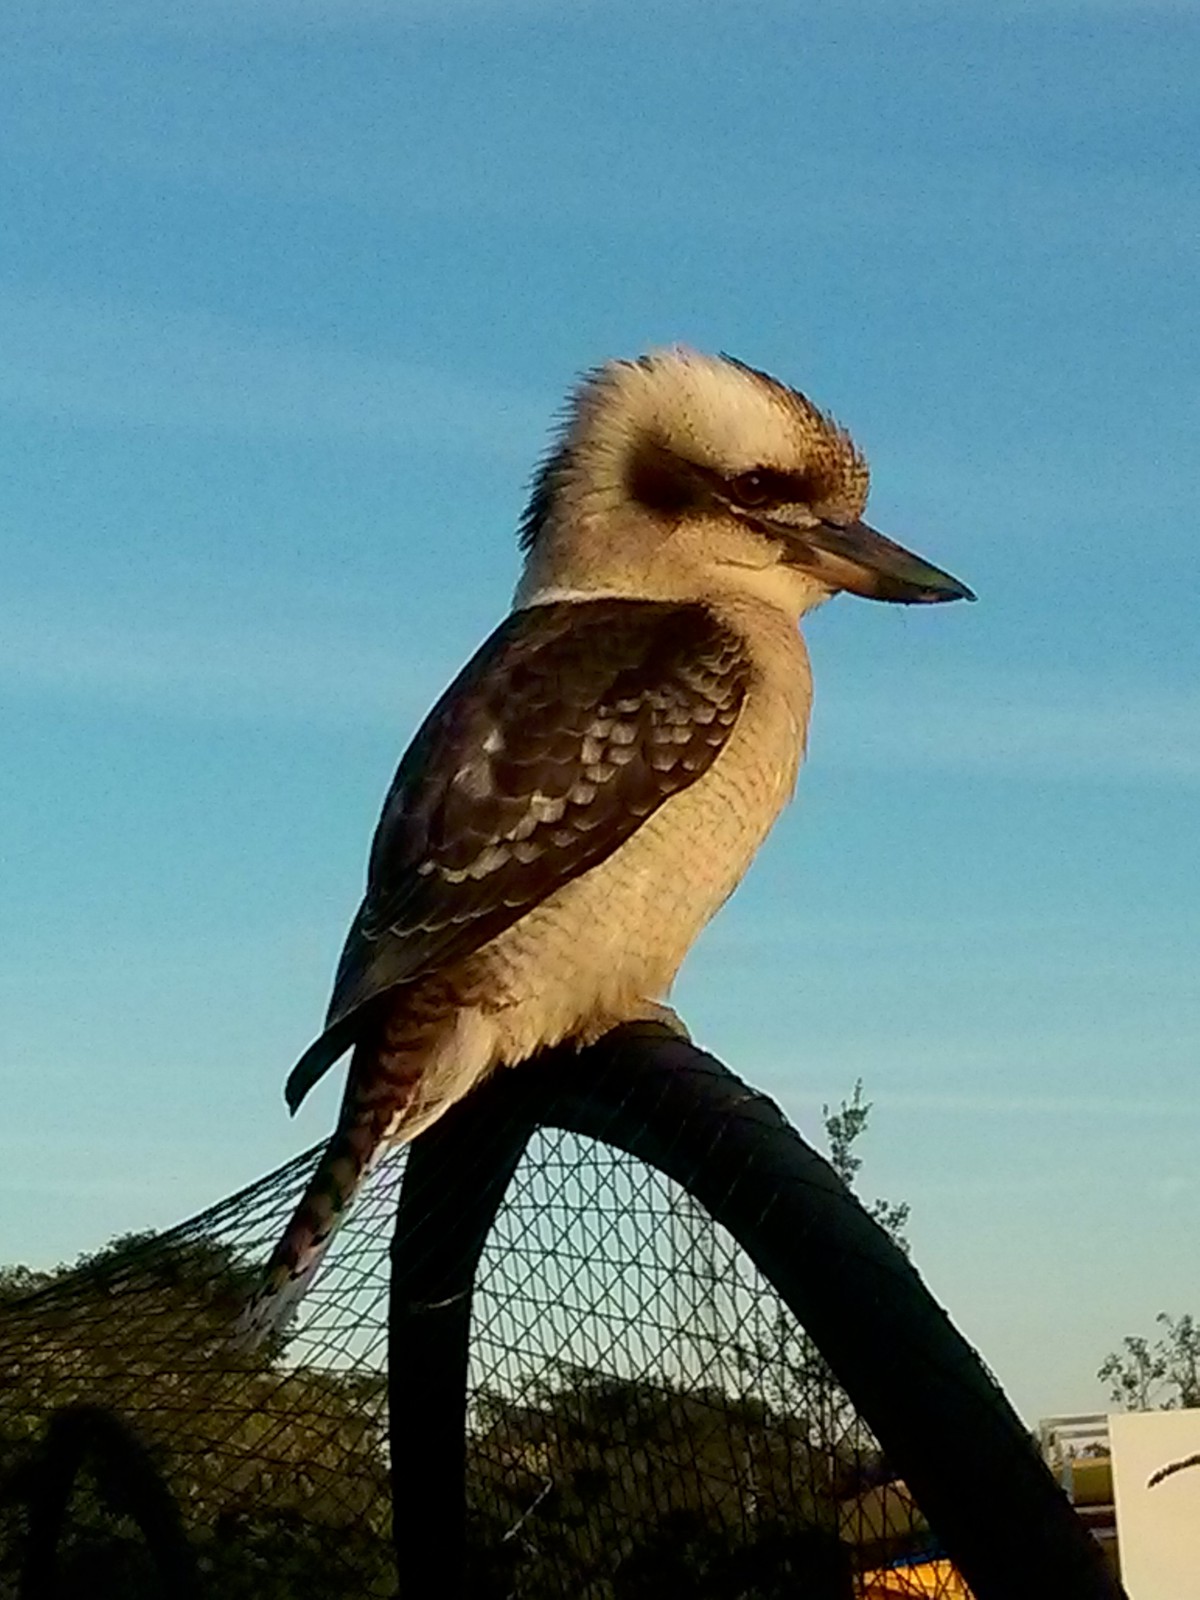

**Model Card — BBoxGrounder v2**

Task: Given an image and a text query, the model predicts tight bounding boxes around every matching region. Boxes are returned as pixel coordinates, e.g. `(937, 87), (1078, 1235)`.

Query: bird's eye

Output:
(729, 471), (772, 508)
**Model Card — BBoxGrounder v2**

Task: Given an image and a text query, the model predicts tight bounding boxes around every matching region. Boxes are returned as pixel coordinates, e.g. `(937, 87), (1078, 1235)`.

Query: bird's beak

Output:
(785, 518), (975, 605)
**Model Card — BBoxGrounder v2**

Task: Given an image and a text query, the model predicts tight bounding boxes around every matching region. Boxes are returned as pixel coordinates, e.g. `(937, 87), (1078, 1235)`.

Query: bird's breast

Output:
(472, 607), (812, 1059)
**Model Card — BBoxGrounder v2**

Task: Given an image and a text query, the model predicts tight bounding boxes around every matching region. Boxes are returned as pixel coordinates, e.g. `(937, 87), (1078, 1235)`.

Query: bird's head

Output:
(515, 347), (973, 618)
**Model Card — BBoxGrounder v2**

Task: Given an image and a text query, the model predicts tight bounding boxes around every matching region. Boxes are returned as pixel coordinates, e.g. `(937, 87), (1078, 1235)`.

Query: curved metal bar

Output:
(389, 1025), (1126, 1600)
(389, 1097), (537, 1599)
(19, 1403), (201, 1600)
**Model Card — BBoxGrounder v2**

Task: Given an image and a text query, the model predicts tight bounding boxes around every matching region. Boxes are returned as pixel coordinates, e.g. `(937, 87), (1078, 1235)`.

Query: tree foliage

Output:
(0, 1233), (393, 1599)
(466, 1365), (866, 1598)
(823, 1080), (911, 1251)
(1098, 1312), (1200, 1412)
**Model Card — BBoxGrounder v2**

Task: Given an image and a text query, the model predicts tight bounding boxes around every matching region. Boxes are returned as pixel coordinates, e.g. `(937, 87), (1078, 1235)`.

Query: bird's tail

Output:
(232, 1108), (385, 1349)
(233, 1006), (497, 1349)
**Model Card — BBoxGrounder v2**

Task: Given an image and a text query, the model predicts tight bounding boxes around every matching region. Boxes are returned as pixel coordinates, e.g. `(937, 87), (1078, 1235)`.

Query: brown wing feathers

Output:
(284, 598), (749, 1113)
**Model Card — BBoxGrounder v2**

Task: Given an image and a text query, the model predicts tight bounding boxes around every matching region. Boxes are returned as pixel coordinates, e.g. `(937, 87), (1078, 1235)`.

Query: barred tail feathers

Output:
(232, 1116), (381, 1348)
(233, 1006), (496, 1349)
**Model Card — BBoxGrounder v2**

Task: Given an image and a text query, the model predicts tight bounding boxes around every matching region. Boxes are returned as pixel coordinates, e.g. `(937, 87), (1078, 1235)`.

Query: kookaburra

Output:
(240, 348), (972, 1340)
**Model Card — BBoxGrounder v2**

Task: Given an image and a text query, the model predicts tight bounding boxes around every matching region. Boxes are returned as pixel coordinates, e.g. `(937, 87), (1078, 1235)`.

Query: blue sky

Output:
(1, 0), (1197, 1424)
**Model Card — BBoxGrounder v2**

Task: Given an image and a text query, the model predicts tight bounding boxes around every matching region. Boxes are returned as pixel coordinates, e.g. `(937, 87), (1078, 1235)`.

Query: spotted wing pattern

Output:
(285, 598), (750, 1111)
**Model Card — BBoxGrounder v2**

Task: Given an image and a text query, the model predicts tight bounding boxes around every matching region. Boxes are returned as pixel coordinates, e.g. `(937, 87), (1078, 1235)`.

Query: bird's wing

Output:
(285, 598), (751, 1111)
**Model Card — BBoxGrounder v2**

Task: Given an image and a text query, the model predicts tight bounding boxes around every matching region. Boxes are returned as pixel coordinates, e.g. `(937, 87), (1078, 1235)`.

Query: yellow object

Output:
(1068, 1455), (1113, 1507)
(859, 1557), (974, 1597)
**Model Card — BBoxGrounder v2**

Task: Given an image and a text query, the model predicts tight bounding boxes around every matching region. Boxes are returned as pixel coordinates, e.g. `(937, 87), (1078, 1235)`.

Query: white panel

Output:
(1110, 1408), (1200, 1600)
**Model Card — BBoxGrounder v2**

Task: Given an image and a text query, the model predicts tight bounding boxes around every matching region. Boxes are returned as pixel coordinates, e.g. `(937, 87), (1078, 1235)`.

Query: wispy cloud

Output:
(0, 600), (443, 725)
(818, 675), (1200, 784)
(866, 1088), (1200, 1119)
(4, 585), (1198, 791)
(16, 106), (1196, 261)
(1, 0), (1189, 41)
(0, 288), (545, 455)
(0, 0), (579, 42)
(754, 1042), (1200, 1109)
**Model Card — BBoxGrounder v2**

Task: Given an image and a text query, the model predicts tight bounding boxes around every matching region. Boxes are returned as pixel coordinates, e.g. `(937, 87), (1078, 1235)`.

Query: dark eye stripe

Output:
(623, 439), (831, 521)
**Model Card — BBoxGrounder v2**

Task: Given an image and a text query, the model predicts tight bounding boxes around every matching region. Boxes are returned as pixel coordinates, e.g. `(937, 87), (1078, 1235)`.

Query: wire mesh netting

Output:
(465, 1132), (965, 1598)
(0, 1127), (968, 1599)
